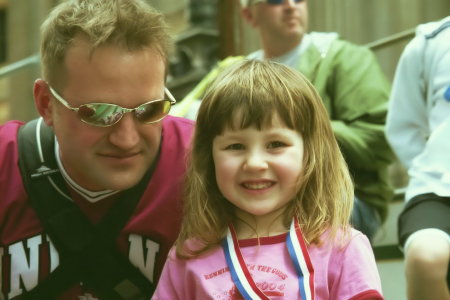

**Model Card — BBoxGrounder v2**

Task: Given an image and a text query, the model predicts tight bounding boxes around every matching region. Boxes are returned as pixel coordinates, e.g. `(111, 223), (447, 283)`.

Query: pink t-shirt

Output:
(153, 229), (383, 300)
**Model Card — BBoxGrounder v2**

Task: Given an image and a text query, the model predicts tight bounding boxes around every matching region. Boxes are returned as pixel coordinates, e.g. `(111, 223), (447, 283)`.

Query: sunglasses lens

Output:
(76, 100), (171, 126)
(135, 100), (171, 124)
(78, 104), (123, 126)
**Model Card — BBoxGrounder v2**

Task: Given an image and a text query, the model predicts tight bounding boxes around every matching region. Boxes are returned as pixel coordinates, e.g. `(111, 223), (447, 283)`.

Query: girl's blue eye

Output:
(268, 141), (286, 149)
(225, 144), (244, 150)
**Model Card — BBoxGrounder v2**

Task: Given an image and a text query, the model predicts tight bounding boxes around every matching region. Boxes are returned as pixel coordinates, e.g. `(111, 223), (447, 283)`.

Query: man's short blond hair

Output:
(40, 0), (173, 85)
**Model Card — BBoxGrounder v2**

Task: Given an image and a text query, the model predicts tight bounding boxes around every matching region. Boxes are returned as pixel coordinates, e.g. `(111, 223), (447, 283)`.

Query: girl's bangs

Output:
(211, 87), (297, 135)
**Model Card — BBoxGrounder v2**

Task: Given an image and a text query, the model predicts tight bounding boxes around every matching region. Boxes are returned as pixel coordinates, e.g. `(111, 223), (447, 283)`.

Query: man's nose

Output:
(284, 0), (297, 7)
(108, 113), (140, 150)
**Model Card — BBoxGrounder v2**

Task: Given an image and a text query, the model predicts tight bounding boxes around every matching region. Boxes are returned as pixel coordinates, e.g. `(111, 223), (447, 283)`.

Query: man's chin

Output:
(94, 169), (147, 191)
(106, 177), (144, 191)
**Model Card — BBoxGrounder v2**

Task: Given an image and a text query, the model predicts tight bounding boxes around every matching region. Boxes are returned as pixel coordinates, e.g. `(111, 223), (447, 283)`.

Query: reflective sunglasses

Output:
(252, 0), (304, 5)
(48, 85), (176, 127)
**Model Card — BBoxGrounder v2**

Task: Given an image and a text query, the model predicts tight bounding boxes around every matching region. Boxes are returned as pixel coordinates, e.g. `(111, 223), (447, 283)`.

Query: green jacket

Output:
(172, 36), (394, 221)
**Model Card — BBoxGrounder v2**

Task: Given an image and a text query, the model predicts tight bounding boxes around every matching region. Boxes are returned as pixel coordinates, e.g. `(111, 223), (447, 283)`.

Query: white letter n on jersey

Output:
(8, 236), (41, 298)
(128, 234), (160, 282)
(5, 235), (59, 299)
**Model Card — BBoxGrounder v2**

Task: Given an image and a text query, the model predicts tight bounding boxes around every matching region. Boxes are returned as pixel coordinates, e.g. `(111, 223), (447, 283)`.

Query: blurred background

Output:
(0, 1), (449, 298)
(1, 0), (449, 124)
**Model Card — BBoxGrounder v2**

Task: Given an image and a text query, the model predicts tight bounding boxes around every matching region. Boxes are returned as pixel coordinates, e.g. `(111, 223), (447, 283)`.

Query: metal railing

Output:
(364, 28), (416, 50)
(0, 54), (39, 79)
(0, 26), (417, 80)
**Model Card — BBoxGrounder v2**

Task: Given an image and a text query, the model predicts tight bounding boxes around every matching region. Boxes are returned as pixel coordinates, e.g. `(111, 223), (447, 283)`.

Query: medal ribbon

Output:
(286, 218), (315, 300)
(222, 218), (315, 300)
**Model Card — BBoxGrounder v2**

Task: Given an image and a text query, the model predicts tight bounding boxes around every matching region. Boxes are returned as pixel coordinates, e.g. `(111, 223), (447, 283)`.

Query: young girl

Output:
(153, 60), (383, 299)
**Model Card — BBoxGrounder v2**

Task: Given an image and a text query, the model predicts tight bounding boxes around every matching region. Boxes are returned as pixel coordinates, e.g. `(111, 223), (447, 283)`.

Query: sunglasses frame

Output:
(48, 85), (176, 127)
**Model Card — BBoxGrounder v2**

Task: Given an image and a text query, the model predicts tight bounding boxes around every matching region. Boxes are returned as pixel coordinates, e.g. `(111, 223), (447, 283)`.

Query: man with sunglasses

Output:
(173, 0), (394, 242)
(0, 0), (193, 299)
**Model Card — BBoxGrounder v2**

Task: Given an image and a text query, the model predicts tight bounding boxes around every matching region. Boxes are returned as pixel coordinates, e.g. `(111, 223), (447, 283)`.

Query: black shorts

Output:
(398, 193), (450, 247)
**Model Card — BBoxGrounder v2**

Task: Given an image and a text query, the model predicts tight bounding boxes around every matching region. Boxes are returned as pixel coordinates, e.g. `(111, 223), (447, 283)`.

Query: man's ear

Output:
(33, 79), (54, 127)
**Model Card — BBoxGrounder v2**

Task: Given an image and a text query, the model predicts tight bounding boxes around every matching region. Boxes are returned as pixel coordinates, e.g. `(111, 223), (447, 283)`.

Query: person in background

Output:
(0, 0), (194, 299)
(153, 59), (384, 300)
(385, 16), (450, 300)
(172, 0), (394, 242)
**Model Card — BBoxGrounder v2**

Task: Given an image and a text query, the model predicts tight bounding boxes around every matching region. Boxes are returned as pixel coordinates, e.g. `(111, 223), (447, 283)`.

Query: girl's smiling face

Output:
(212, 113), (304, 231)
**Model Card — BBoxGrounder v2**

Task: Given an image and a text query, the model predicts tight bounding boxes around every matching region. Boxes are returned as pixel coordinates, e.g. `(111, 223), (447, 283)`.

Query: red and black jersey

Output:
(0, 116), (194, 299)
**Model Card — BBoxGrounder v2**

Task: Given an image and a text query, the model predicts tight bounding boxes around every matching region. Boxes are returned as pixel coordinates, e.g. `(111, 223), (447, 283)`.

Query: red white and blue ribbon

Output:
(286, 218), (315, 300)
(222, 218), (315, 300)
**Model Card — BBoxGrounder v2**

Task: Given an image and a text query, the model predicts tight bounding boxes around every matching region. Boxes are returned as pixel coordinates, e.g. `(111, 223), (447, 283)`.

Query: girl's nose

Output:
(243, 150), (269, 171)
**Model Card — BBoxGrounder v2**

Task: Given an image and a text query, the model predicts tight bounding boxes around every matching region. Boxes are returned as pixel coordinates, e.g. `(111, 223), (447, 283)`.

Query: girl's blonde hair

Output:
(176, 59), (353, 258)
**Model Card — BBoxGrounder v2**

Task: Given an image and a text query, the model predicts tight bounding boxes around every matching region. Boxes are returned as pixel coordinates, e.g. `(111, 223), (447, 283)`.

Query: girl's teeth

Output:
(243, 182), (272, 190)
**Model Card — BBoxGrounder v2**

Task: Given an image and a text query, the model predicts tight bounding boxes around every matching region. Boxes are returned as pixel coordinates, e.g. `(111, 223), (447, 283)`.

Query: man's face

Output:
(247, 0), (308, 44)
(45, 38), (166, 191)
